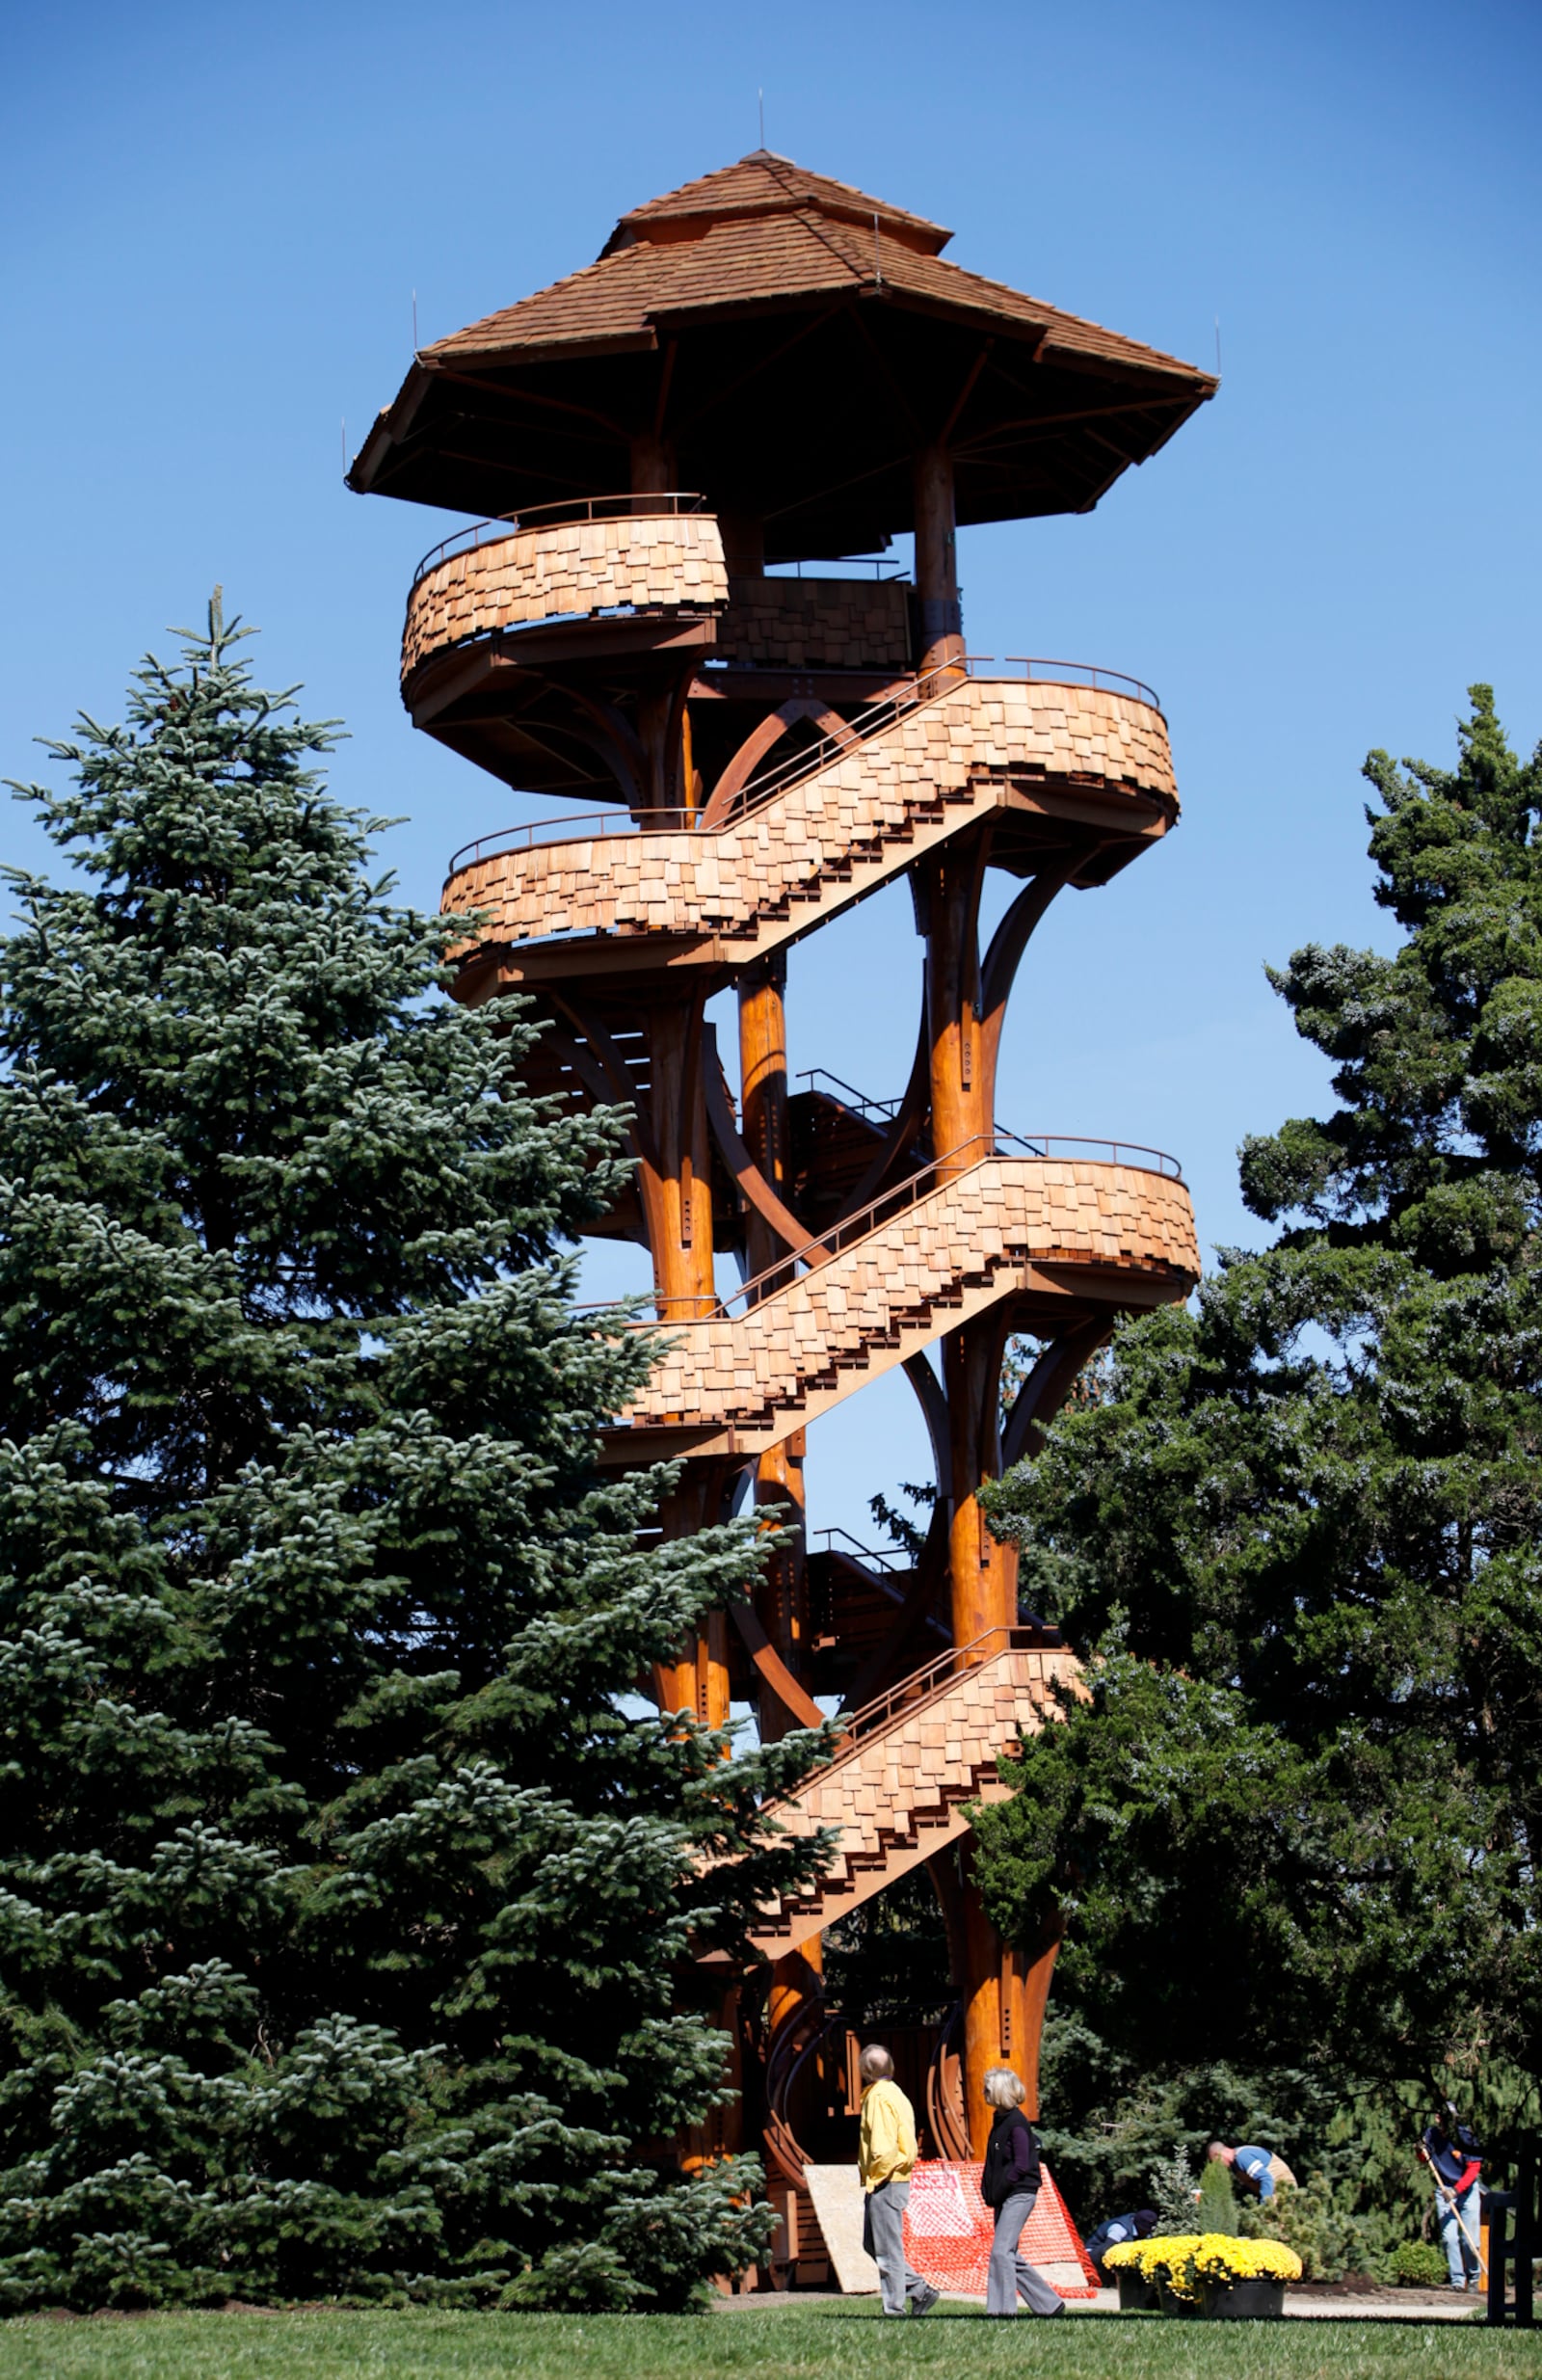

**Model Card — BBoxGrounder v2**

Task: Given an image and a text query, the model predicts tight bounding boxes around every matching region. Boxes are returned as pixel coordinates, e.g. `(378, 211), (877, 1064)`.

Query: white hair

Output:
(983, 2066), (1026, 2108)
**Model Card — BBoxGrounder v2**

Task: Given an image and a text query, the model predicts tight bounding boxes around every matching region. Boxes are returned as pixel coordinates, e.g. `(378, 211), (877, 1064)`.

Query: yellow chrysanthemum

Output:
(1101, 2233), (1300, 2294)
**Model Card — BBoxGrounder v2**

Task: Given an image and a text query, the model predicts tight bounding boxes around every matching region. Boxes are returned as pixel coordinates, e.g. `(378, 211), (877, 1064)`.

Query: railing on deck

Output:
(794, 1067), (903, 1122)
(811, 1527), (909, 1574)
(443, 652), (1163, 882)
(822, 1625), (1047, 1766)
(412, 493), (706, 589)
(638, 1129), (1183, 1322)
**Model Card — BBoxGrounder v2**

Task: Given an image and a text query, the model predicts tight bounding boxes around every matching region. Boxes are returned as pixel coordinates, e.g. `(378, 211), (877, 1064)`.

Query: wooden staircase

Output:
(605, 1150), (1198, 1463)
(740, 1628), (1078, 1958)
(443, 670), (1178, 989)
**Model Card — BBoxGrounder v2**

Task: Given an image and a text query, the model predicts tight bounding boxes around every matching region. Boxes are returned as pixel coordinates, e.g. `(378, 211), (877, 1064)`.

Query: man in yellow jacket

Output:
(858, 2045), (940, 2316)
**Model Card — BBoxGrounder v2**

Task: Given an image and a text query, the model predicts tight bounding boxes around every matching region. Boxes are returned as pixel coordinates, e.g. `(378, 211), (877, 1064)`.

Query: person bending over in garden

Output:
(857, 2046), (939, 2317)
(979, 2068), (1065, 2317)
(1418, 2109), (1483, 2291)
(1083, 2208), (1158, 2284)
(1208, 2141), (1296, 2201)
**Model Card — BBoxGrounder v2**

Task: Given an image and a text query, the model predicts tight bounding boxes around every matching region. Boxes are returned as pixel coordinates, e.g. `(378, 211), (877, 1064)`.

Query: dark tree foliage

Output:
(975, 688), (1542, 2107)
(0, 604), (833, 2313)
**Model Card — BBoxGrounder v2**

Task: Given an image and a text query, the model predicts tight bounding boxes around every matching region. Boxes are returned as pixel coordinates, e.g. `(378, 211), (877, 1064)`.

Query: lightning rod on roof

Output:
(1214, 316), (1221, 374)
(758, 89), (764, 147)
(413, 290), (419, 351)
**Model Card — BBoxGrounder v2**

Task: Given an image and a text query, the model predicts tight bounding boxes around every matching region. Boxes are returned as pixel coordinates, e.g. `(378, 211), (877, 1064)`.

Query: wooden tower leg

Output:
(932, 1843), (1058, 2152)
(918, 816), (1041, 2139)
(640, 992), (731, 1736)
(738, 953), (811, 1741)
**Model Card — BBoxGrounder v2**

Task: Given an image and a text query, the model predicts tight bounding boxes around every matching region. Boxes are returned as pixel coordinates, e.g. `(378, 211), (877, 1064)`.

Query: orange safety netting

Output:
(902, 2160), (1099, 2298)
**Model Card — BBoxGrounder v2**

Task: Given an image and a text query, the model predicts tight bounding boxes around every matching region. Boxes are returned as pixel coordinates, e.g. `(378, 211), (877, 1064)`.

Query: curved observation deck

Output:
(600, 1147), (1199, 1464)
(402, 496), (731, 687)
(442, 664), (1178, 989)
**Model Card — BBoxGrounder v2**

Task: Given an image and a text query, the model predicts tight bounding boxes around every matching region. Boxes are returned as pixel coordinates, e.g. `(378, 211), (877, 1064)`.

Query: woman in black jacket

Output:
(979, 2068), (1064, 2316)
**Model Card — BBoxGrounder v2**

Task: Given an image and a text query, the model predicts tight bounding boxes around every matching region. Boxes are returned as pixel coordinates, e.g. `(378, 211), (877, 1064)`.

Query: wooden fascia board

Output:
(419, 327), (659, 373)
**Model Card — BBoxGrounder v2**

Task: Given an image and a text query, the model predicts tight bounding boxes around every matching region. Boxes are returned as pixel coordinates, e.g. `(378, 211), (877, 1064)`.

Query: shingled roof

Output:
(601, 151), (952, 255)
(350, 152), (1215, 553)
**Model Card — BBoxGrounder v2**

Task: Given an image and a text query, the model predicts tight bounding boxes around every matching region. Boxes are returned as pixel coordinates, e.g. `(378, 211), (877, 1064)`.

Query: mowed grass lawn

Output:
(0, 2302), (1532, 2380)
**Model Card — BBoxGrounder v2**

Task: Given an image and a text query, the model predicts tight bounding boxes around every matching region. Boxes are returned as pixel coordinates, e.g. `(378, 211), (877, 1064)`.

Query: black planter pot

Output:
(1156, 2280), (1201, 2318)
(1115, 2270), (1159, 2312)
(1199, 2277), (1288, 2320)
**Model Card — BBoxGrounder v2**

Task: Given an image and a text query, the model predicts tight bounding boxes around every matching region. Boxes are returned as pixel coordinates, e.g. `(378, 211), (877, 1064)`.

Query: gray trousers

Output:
(863, 2179), (930, 2315)
(986, 2189), (1064, 2316)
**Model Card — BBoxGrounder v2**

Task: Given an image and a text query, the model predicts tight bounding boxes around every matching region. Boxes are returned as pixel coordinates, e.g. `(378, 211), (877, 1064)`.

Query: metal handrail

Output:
(812, 1527), (908, 1574)
(571, 1129), (1184, 1333)
(802, 1626), (1041, 1778)
(443, 663), (958, 878)
(996, 1128), (1183, 1178)
(449, 807), (675, 876)
(1000, 655), (1160, 710)
(717, 655), (965, 822)
(412, 493), (707, 589)
(637, 1130), (1183, 1322)
(794, 1067), (902, 1121)
(442, 653), (1164, 882)
(766, 555), (908, 581)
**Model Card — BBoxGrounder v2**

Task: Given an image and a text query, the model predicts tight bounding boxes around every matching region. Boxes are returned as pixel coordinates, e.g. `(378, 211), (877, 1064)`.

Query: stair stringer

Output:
(444, 674), (1177, 986)
(742, 1635), (1081, 1959)
(605, 1155), (1198, 1465)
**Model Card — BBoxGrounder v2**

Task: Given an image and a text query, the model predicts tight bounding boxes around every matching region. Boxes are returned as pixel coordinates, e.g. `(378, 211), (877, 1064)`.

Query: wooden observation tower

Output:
(352, 152), (1210, 2274)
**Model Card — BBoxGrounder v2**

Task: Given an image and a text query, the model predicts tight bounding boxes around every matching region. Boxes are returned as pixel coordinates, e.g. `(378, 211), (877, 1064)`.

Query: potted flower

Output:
(1101, 2239), (1160, 2312)
(1189, 2234), (1302, 2318)
(1103, 2236), (1197, 2314)
(1104, 2233), (1301, 2319)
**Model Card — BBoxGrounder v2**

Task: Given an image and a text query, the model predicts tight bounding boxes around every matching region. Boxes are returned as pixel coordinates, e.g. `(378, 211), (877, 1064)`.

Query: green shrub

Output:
(1389, 2239), (1449, 2287)
(1197, 2155), (1240, 2234)
(1149, 2147), (1198, 2233)
(1239, 2176), (1361, 2283)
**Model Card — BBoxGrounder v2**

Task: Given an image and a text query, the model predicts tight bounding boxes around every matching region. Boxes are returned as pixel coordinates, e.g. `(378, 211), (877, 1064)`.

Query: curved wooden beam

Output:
(999, 1317), (1111, 1471)
(977, 863), (1078, 1117)
(845, 1501), (950, 1712)
(702, 1028), (831, 1265)
(545, 989), (660, 1177)
(561, 683), (649, 812)
(903, 1350), (953, 1502)
(830, 1001), (932, 1225)
(700, 698), (860, 828)
(728, 1599), (826, 1731)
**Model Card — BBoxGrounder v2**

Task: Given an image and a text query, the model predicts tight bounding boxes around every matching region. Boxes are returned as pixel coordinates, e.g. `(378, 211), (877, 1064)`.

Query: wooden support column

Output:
(913, 442), (964, 676)
(641, 993), (716, 1323)
(917, 802), (1032, 2140)
(738, 952), (791, 1278)
(630, 429), (691, 817)
(642, 992), (728, 1729)
(651, 1472), (732, 1725)
(738, 953), (811, 1738)
(917, 825), (1012, 1651)
(943, 1307), (1019, 1650)
(919, 829), (991, 1183)
(932, 1842), (1054, 2153)
(680, 1976), (746, 2169)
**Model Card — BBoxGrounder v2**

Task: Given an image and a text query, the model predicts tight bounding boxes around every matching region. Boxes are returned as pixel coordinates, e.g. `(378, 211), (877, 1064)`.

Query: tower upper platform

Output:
(348, 151), (1215, 556)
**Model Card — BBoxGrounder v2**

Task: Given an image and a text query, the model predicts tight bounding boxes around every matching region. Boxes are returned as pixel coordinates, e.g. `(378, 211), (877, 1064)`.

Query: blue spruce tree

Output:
(0, 602), (830, 2313)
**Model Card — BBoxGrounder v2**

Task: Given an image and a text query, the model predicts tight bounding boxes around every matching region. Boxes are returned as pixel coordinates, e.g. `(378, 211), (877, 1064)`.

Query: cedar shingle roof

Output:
(601, 150), (951, 255)
(350, 152), (1216, 540)
(423, 151), (1200, 384)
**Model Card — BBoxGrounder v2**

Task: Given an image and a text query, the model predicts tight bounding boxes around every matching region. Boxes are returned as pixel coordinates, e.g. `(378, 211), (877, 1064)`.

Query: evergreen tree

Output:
(0, 602), (830, 2313)
(975, 688), (1542, 2107)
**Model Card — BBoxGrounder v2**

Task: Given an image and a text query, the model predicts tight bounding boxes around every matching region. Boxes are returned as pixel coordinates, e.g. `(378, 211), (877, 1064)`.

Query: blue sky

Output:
(3, 0), (1538, 1549)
